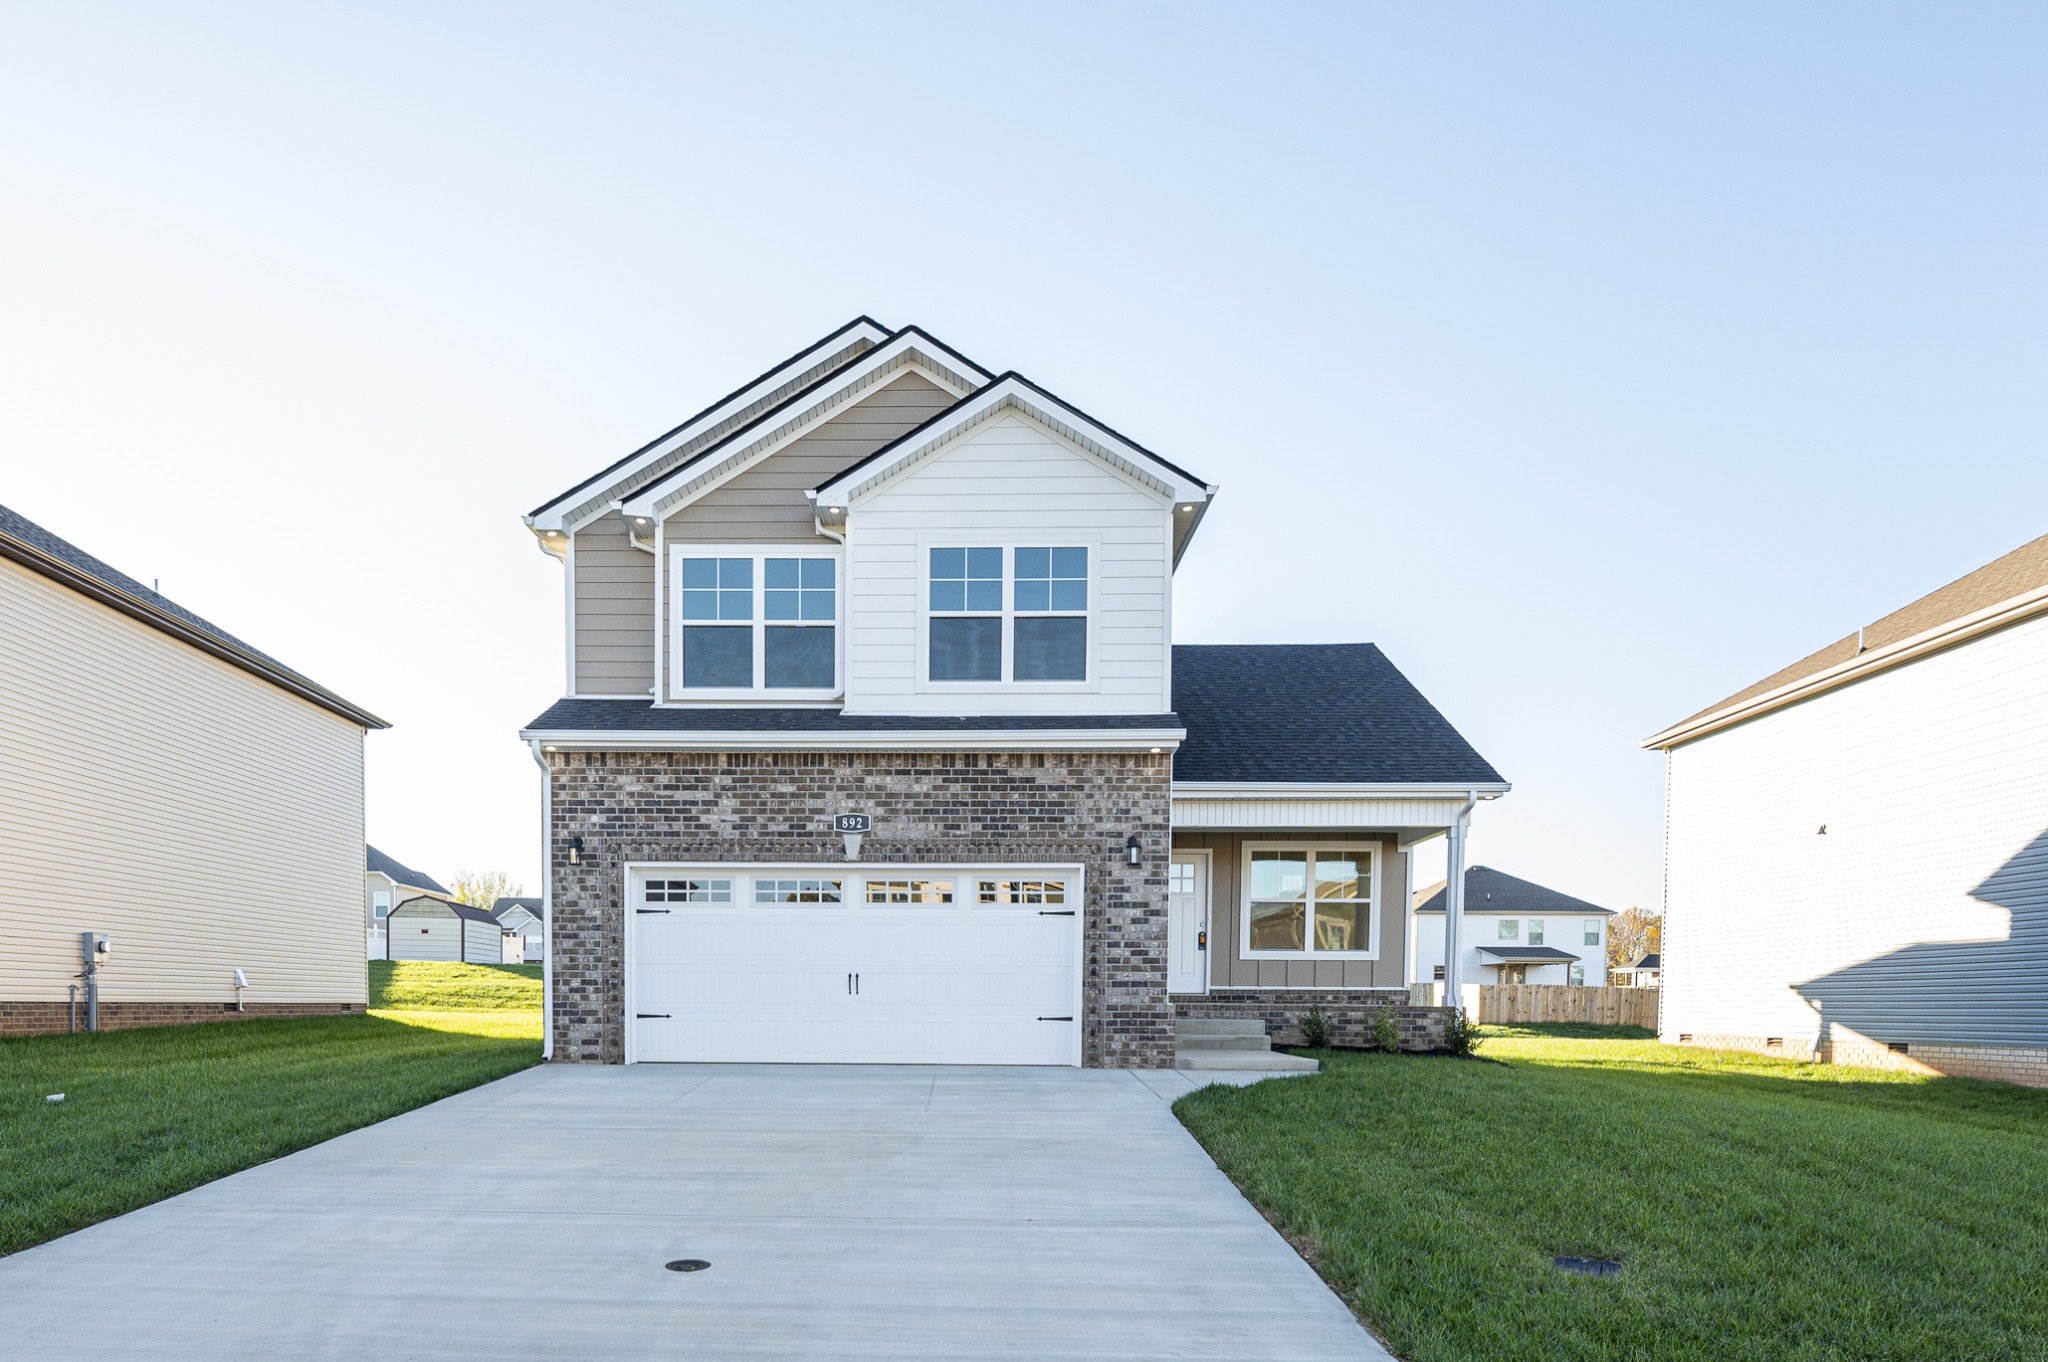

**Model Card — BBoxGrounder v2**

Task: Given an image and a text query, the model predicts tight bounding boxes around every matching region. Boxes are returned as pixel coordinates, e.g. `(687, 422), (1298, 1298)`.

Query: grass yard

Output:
(0, 960), (540, 1256)
(1176, 1025), (2048, 1362)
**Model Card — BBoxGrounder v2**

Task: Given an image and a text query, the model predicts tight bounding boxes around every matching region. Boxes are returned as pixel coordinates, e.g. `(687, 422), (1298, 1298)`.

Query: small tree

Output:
(1442, 1005), (1481, 1057)
(1607, 906), (1663, 974)
(449, 869), (524, 910)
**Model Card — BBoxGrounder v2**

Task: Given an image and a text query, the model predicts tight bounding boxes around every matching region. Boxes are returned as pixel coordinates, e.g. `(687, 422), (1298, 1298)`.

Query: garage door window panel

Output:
(864, 879), (956, 905)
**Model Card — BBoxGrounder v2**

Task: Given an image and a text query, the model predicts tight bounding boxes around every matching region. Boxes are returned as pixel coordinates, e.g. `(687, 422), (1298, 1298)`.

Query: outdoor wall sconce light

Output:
(1126, 834), (1142, 867)
(567, 836), (584, 865)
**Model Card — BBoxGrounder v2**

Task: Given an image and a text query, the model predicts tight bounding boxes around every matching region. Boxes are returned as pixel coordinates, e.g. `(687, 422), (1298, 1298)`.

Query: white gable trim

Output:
(625, 360), (976, 523)
(815, 375), (1213, 509)
(528, 318), (892, 534)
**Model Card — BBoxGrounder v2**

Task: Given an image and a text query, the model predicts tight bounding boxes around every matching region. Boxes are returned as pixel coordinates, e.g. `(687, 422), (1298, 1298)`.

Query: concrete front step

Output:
(1175, 1017), (1269, 1038)
(1175, 1050), (1320, 1073)
(1175, 1033), (1275, 1053)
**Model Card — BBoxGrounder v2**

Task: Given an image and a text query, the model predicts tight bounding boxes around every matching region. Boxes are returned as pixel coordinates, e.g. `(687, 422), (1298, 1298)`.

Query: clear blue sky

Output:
(2, 4), (2042, 905)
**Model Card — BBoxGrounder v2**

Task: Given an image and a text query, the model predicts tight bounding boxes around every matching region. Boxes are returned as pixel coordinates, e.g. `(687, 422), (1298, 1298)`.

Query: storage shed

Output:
(385, 896), (505, 964)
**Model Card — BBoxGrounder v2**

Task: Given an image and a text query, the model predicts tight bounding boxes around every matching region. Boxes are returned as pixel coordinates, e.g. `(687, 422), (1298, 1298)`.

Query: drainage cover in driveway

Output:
(665, 1259), (711, 1273)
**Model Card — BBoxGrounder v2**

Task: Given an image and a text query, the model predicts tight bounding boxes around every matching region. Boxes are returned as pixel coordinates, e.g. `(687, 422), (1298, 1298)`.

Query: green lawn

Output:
(0, 961), (540, 1256)
(1175, 1026), (2048, 1362)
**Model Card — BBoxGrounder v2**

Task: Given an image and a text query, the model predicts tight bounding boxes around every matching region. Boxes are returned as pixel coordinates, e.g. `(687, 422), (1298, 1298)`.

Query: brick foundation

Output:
(1175, 989), (1450, 1051)
(0, 1000), (365, 1039)
(1666, 1030), (2048, 1088)
(547, 748), (1174, 1067)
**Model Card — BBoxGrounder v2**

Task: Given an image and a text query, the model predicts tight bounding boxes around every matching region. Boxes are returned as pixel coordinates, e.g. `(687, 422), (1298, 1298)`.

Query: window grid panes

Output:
(1583, 919), (1600, 946)
(1528, 919), (1545, 945)
(926, 545), (1089, 684)
(1168, 863), (1196, 894)
(677, 553), (837, 693)
(977, 879), (1067, 905)
(646, 878), (733, 903)
(1012, 546), (1086, 682)
(865, 879), (956, 905)
(753, 877), (843, 905)
(1247, 848), (1372, 955)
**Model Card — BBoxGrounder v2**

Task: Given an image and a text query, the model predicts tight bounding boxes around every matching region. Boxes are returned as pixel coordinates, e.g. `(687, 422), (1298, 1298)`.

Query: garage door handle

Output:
(1037, 1016), (1073, 1022)
(636, 1013), (670, 1019)
(635, 908), (670, 915)
(1038, 910), (1075, 916)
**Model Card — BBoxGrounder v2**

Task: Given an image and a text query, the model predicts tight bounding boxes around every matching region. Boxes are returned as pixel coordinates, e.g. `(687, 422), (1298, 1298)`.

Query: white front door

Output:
(1167, 854), (1209, 995)
(629, 865), (1083, 1065)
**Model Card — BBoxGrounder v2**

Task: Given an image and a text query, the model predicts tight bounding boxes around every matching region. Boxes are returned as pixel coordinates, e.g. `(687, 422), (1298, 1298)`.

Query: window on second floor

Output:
(1498, 919), (1520, 941)
(1527, 919), (1545, 945)
(1583, 918), (1601, 946)
(673, 551), (838, 697)
(927, 545), (1089, 684)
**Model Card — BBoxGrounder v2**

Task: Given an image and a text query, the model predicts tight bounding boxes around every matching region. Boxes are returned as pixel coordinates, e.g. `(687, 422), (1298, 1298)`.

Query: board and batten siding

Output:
(842, 412), (1174, 716)
(1174, 830), (1410, 989)
(1663, 609), (2048, 1052)
(572, 511), (655, 697)
(0, 556), (367, 1005)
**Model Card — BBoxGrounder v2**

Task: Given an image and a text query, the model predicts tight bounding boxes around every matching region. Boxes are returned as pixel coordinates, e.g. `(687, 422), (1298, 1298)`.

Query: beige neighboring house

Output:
(385, 896), (505, 964)
(0, 502), (386, 1036)
(366, 845), (450, 959)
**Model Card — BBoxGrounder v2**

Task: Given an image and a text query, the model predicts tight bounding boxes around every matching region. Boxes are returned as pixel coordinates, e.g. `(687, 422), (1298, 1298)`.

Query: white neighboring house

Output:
(1410, 866), (1612, 987)
(385, 896), (505, 964)
(365, 846), (450, 960)
(1645, 531), (2048, 1087)
(1612, 953), (1662, 988)
(492, 897), (545, 964)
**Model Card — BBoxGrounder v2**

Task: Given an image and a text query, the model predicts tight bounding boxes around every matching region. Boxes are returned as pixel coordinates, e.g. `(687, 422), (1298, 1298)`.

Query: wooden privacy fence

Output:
(1474, 984), (1659, 1028)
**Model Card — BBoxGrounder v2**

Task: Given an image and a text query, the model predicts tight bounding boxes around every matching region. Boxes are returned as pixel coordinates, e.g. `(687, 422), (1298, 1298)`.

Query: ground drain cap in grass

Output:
(1553, 1256), (1620, 1277)
(665, 1259), (711, 1273)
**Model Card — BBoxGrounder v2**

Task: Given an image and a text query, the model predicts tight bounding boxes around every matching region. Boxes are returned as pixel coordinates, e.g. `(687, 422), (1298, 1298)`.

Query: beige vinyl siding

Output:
(1175, 830), (1410, 989)
(0, 557), (366, 1005)
(386, 902), (463, 961)
(572, 511), (655, 696)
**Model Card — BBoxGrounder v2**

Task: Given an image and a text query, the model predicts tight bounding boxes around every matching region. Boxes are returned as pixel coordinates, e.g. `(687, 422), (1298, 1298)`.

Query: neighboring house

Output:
(386, 896), (505, 963)
(1613, 953), (1662, 988)
(1645, 531), (2048, 1086)
(1410, 866), (1613, 987)
(0, 503), (386, 1036)
(519, 318), (1508, 1067)
(492, 897), (545, 963)
(366, 845), (450, 959)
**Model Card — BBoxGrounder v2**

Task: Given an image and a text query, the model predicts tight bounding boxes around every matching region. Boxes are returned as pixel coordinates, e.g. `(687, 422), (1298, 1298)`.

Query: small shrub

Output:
(1443, 1005), (1482, 1056)
(1372, 1004), (1402, 1052)
(1299, 1005), (1333, 1048)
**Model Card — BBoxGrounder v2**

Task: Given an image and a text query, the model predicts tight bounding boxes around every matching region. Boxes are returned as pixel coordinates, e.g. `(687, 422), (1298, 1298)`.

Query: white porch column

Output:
(1441, 798), (1474, 1008)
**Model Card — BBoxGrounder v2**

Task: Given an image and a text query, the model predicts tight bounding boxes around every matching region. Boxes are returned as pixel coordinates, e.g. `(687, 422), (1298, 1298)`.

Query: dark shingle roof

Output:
(522, 700), (1179, 734)
(1475, 944), (1583, 963)
(367, 845), (449, 896)
(1632, 953), (1661, 971)
(492, 897), (544, 922)
(1169, 644), (1503, 785)
(392, 894), (498, 925)
(1412, 866), (1612, 916)
(0, 502), (385, 728)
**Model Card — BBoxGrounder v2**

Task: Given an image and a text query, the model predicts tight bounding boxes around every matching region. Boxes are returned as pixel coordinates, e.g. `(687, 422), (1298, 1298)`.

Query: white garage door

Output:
(628, 865), (1083, 1065)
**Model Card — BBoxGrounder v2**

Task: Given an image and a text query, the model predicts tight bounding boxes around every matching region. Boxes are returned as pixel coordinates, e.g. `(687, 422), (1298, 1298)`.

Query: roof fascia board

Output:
(627, 358), (978, 523)
(519, 727), (1186, 752)
(528, 317), (894, 531)
(815, 376), (1212, 507)
(0, 529), (388, 730)
(1172, 781), (1513, 798)
(616, 333), (992, 520)
(1643, 583), (2048, 750)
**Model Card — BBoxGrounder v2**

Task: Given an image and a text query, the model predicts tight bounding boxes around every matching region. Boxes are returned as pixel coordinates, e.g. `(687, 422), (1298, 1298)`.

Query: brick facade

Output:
(546, 748), (1175, 1067)
(1174, 989), (1449, 1051)
(0, 1000), (364, 1039)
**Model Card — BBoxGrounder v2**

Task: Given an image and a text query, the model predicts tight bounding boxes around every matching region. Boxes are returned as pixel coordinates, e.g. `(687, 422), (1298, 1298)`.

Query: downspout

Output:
(529, 739), (554, 1061)
(1440, 790), (1479, 1012)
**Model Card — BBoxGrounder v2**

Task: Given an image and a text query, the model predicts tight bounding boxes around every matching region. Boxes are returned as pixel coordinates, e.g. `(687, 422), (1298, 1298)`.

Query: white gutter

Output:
(519, 728), (1186, 753)
(527, 739), (553, 1062)
(1440, 790), (1480, 1011)
(1172, 781), (1512, 798)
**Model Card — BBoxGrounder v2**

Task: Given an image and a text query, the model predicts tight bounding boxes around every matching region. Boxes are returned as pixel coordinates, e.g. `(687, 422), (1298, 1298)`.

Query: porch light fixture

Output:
(1126, 835), (1141, 867)
(567, 836), (584, 865)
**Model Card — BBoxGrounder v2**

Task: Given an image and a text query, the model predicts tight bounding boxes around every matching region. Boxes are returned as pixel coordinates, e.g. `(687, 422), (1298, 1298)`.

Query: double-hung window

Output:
(926, 545), (1090, 684)
(1527, 919), (1545, 946)
(674, 550), (838, 696)
(1243, 845), (1377, 957)
(1583, 918), (1601, 946)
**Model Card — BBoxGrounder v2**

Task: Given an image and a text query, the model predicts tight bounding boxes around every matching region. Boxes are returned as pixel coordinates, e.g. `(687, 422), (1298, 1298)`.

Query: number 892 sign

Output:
(832, 814), (872, 834)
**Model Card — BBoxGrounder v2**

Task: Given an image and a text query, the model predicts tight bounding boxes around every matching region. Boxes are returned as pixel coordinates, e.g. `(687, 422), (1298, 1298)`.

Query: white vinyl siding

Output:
(1663, 610), (2048, 1051)
(572, 511), (655, 696)
(0, 556), (366, 1005)
(384, 902), (502, 963)
(843, 412), (1173, 716)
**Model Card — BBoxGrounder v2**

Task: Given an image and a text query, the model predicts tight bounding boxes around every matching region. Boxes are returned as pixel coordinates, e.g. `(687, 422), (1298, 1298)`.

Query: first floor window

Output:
(1569, 962), (1586, 986)
(677, 552), (838, 692)
(372, 891), (391, 920)
(1246, 847), (1374, 955)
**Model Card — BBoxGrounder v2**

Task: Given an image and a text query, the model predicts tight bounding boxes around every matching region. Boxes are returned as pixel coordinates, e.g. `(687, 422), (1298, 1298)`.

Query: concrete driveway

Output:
(0, 1064), (1390, 1361)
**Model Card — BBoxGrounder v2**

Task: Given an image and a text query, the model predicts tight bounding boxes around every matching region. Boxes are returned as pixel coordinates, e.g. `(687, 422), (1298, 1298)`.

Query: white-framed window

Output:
(1583, 918), (1601, 946)
(669, 547), (839, 699)
(865, 879), (955, 905)
(754, 877), (843, 905)
(922, 544), (1092, 686)
(646, 877), (733, 903)
(1168, 863), (1196, 894)
(1528, 919), (1545, 945)
(372, 890), (392, 920)
(1498, 919), (1520, 941)
(1242, 844), (1377, 958)
(1433, 964), (1446, 981)
(1569, 962), (1586, 986)
(977, 879), (1068, 905)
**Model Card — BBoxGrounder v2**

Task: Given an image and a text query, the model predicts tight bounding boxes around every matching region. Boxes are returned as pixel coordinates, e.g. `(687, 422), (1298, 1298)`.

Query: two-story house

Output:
(1409, 866), (1613, 988)
(519, 318), (1507, 1067)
